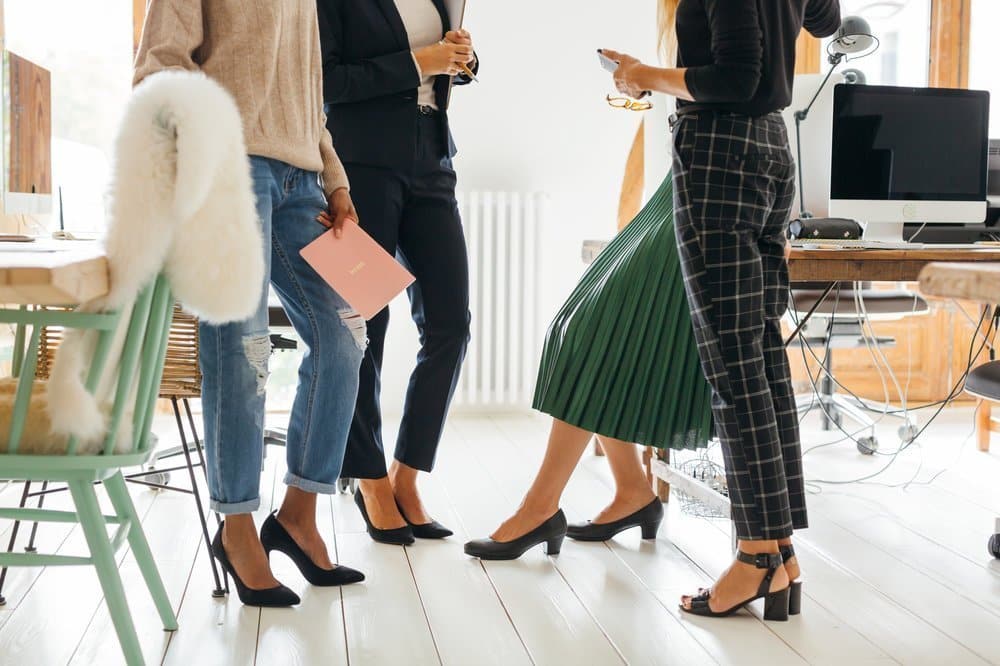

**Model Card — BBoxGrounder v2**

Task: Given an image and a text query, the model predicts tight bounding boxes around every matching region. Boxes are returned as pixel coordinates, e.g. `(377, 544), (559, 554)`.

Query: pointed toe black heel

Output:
(354, 490), (415, 545)
(566, 498), (663, 542)
(260, 513), (365, 587)
(781, 544), (802, 616)
(680, 551), (790, 622)
(211, 522), (300, 608)
(463, 510), (568, 561)
(396, 502), (453, 539)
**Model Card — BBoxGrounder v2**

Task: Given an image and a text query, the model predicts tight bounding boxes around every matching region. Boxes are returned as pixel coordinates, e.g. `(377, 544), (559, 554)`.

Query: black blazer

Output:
(317, 0), (479, 170)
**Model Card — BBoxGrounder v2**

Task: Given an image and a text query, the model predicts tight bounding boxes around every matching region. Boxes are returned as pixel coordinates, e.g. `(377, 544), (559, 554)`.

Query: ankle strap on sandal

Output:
(736, 551), (783, 570)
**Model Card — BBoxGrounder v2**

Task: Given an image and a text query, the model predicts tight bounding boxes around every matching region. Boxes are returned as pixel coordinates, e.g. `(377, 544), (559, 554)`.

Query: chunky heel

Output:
(682, 551), (791, 620)
(544, 534), (565, 555)
(640, 517), (662, 540)
(763, 586), (791, 622)
(788, 580), (802, 616)
(781, 545), (802, 616)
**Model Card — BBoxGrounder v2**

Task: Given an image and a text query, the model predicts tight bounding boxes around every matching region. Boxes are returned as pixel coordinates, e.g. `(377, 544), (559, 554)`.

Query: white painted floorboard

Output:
(0, 409), (997, 665)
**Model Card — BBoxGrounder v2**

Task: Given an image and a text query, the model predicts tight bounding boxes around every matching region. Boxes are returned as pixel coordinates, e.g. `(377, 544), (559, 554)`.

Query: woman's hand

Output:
(317, 187), (359, 239)
(601, 49), (649, 99)
(415, 39), (474, 77)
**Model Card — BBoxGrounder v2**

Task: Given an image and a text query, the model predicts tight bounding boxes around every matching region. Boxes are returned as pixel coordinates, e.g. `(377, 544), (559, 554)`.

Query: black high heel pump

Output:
(566, 498), (663, 541)
(395, 501), (453, 539)
(781, 544), (803, 616)
(464, 511), (567, 561)
(260, 513), (365, 586)
(354, 489), (415, 545)
(211, 522), (300, 607)
(681, 551), (790, 621)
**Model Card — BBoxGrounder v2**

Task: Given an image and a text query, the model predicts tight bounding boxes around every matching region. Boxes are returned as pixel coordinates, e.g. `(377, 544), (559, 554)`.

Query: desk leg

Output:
(785, 282), (837, 347)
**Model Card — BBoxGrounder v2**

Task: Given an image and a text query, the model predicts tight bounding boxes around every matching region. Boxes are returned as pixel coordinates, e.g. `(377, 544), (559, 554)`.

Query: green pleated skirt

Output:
(532, 174), (714, 451)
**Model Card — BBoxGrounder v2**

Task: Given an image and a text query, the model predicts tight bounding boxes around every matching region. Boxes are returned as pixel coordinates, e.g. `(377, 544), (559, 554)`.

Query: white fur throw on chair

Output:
(31, 71), (265, 455)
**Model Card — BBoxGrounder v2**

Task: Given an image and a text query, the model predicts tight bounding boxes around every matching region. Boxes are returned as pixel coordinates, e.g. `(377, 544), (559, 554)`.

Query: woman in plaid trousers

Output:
(603, 0), (841, 620)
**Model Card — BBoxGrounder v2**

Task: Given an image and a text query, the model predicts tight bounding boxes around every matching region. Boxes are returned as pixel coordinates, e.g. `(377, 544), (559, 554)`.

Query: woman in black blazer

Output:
(318, 0), (478, 544)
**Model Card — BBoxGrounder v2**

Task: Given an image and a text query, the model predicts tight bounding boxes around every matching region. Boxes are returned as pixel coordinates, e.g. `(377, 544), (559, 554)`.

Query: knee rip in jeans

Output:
(242, 335), (271, 395)
(339, 309), (368, 350)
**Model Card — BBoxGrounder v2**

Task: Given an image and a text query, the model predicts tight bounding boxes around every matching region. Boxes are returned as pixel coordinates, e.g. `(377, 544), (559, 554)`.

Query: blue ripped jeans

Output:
(200, 156), (366, 514)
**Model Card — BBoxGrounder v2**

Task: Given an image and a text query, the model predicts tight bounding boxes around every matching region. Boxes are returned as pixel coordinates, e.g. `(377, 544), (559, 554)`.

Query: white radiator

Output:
(454, 191), (547, 410)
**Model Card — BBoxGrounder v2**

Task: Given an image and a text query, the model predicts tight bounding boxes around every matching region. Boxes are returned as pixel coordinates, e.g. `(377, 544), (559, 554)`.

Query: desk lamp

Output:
(794, 17), (879, 219)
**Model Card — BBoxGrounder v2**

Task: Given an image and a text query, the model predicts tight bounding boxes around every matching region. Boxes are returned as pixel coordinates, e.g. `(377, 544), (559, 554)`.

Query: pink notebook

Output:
(300, 224), (415, 320)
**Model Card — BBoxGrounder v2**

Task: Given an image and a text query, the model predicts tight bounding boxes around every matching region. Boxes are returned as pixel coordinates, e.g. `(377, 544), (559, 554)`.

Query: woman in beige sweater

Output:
(135, 0), (367, 607)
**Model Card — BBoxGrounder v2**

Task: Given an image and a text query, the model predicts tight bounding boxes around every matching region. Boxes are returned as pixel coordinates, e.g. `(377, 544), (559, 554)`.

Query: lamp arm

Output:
(795, 113), (809, 219)
(795, 57), (842, 123)
(792, 56), (843, 219)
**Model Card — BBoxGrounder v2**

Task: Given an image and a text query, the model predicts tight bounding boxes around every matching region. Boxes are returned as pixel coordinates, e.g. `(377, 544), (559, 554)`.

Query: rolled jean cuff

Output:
(284, 471), (340, 495)
(210, 497), (261, 515)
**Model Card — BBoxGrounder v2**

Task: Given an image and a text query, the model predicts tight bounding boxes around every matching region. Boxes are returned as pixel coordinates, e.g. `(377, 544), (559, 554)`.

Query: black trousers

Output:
(672, 111), (807, 541)
(340, 111), (471, 479)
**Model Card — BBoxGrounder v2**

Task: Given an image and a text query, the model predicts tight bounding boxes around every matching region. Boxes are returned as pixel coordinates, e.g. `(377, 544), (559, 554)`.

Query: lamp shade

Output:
(830, 16), (878, 57)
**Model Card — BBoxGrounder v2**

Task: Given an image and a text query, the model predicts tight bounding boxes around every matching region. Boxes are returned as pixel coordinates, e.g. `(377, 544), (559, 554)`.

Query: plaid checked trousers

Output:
(672, 111), (807, 541)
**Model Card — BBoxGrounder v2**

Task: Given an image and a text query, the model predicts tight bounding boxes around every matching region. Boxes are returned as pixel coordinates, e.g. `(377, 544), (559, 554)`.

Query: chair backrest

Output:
(1, 274), (174, 457)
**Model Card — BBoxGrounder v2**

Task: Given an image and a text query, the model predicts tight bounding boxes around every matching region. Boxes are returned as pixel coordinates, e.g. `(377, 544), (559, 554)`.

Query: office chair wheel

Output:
(856, 437), (879, 455)
(989, 533), (1000, 559)
(897, 423), (919, 444)
(145, 471), (171, 487)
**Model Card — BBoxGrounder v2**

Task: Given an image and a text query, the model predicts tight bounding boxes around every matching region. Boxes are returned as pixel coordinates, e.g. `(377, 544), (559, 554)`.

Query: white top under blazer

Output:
(394, 0), (444, 109)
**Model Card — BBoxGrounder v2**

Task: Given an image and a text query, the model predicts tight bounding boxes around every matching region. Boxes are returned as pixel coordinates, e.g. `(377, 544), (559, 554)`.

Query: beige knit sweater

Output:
(133, 0), (349, 195)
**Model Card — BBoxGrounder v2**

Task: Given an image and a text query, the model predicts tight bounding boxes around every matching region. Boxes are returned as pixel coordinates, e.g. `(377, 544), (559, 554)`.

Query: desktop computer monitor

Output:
(829, 84), (990, 242)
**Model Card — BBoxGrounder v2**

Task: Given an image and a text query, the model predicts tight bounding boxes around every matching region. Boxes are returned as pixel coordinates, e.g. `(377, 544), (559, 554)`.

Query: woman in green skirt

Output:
(464, 174), (714, 560)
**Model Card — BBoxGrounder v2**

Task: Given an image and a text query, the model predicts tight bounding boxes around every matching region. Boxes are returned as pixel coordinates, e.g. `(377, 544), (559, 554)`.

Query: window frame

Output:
(796, 0), (971, 88)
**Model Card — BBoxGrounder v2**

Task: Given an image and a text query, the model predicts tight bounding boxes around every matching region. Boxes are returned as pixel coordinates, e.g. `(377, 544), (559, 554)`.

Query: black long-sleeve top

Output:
(677, 0), (841, 116)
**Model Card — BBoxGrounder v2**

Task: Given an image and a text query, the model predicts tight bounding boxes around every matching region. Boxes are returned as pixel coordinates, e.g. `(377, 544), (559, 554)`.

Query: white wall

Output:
(379, 0), (661, 415)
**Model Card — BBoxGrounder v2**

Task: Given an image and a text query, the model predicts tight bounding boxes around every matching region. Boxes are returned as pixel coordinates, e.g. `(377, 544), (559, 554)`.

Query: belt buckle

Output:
(418, 105), (435, 116)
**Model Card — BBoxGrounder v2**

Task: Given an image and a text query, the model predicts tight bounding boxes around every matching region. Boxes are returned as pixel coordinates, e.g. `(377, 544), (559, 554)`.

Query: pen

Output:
(459, 63), (479, 82)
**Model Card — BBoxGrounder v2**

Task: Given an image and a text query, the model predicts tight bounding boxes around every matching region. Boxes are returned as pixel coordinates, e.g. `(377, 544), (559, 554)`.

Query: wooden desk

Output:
(917, 260), (1000, 557)
(918, 261), (1000, 304)
(789, 247), (1000, 283)
(0, 243), (109, 305)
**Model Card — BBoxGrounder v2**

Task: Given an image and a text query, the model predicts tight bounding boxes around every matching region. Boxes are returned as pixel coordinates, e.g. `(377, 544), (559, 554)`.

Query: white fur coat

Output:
(28, 71), (265, 455)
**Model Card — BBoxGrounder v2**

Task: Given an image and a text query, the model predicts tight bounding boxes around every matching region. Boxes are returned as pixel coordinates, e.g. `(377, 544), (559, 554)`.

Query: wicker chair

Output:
(0, 304), (228, 601)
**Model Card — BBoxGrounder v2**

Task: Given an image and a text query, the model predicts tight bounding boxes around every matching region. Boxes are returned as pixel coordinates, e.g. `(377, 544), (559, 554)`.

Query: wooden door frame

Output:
(929, 0), (972, 88)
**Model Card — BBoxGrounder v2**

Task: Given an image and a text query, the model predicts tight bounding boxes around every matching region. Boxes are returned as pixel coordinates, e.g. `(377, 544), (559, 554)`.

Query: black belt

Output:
(418, 105), (438, 116)
(668, 105), (780, 130)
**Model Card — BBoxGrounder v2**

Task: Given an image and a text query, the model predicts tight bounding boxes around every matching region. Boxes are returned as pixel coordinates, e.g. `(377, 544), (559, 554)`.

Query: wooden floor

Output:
(0, 408), (998, 666)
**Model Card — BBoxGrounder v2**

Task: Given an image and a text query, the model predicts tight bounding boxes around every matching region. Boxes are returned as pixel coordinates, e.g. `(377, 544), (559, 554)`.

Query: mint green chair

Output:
(0, 274), (178, 666)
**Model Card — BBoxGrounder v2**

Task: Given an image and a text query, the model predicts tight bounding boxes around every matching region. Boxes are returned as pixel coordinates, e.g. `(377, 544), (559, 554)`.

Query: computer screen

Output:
(831, 85), (990, 202)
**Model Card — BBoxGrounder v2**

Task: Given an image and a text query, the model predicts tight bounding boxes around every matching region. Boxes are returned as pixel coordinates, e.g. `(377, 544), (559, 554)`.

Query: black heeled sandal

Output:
(567, 497), (663, 542)
(211, 522), (300, 607)
(354, 489), (415, 545)
(781, 544), (803, 616)
(260, 513), (365, 587)
(681, 551), (790, 621)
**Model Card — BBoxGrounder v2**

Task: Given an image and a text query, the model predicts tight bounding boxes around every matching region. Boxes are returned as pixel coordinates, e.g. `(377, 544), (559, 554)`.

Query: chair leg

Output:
(171, 398), (227, 597)
(0, 480), (33, 605)
(182, 398), (228, 593)
(25, 480), (49, 553)
(68, 479), (146, 666)
(976, 400), (992, 453)
(103, 473), (178, 633)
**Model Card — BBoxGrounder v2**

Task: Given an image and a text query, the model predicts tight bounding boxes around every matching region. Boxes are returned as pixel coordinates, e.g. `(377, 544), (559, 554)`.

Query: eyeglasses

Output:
(606, 94), (653, 112)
